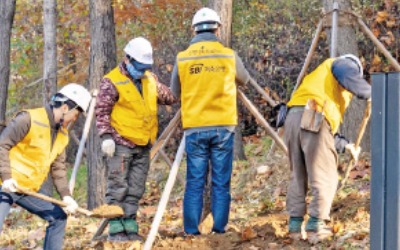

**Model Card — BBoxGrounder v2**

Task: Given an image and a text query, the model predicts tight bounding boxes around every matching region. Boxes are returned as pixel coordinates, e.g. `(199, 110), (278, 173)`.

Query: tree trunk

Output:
(40, 0), (58, 197)
(209, 0), (246, 160)
(87, 0), (116, 209)
(322, 0), (370, 152)
(43, 0), (57, 104)
(0, 0), (16, 134)
(199, 0), (240, 225)
(209, 0), (232, 47)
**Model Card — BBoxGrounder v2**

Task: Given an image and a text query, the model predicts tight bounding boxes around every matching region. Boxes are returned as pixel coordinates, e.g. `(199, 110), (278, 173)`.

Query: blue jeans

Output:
(183, 128), (234, 234)
(0, 186), (67, 250)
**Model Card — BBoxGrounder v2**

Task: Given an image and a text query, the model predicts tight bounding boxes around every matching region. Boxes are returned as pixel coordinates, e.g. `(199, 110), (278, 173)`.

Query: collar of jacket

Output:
(190, 32), (220, 45)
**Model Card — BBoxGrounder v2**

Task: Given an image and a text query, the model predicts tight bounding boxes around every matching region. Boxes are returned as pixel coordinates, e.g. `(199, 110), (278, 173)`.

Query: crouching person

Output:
(0, 83), (91, 250)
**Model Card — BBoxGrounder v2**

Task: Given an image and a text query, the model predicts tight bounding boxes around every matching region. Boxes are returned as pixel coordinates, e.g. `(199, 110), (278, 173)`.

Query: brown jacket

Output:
(0, 105), (70, 197)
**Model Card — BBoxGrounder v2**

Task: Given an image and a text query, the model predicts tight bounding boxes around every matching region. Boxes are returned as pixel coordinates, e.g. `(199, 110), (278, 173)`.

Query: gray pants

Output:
(284, 109), (338, 220)
(106, 144), (150, 218)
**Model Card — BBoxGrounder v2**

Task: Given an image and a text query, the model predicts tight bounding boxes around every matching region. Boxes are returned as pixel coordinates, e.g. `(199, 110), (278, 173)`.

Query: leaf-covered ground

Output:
(0, 136), (371, 250)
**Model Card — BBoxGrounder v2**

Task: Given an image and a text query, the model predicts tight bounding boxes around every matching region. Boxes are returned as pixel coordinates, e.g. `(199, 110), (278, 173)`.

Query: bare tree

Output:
(43, 0), (57, 103)
(0, 0), (16, 134)
(87, 0), (117, 209)
(322, 0), (370, 152)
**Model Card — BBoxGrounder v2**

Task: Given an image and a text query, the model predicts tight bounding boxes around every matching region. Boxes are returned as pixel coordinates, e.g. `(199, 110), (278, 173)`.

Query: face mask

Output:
(126, 62), (145, 80)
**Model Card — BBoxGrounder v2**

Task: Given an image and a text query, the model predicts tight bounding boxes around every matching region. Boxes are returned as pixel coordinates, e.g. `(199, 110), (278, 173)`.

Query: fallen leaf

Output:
(241, 226), (257, 240)
(198, 213), (213, 234)
(256, 165), (271, 175)
(376, 11), (388, 23)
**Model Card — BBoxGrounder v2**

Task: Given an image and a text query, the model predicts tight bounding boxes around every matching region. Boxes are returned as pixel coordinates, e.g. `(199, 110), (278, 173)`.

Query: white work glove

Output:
(101, 139), (115, 157)
(345, 143), (361, 161)
(2, 178), (18, 192)
(62, 196), (79, 214)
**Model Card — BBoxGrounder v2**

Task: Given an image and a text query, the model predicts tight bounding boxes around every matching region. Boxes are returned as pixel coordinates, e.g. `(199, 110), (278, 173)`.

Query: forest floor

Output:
(0, 135), (371, 250)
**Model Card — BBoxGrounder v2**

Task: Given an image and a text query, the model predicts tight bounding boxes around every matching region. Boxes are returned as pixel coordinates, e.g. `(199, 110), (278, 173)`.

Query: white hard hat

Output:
(123, 37), (153, 65)
(58, 83), (91, 112)
(192, 7), (221, 31)
(340, 54), (363, 77)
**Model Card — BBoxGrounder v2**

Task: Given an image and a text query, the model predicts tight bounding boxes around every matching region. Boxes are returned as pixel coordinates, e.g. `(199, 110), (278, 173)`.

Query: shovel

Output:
(16, 187), (123, 219)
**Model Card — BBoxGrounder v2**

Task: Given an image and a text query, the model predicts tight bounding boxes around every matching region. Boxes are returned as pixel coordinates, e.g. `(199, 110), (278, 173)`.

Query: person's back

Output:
(170, 7), (250, 235)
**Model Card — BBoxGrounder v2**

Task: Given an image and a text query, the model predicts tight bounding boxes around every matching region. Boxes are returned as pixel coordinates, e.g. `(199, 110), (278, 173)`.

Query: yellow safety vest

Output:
(288, 58), (353, 133)
(177, 41), (237, 128)
(6, 108), (69, 191)
(107, 68), (158, 145)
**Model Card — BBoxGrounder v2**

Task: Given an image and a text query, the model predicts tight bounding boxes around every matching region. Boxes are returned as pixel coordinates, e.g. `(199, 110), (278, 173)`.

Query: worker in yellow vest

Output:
(284, 55), (371, 243)
(95, 37), (176, 242)
(0, 83), (91, 250)
(170, 7), (251, 235)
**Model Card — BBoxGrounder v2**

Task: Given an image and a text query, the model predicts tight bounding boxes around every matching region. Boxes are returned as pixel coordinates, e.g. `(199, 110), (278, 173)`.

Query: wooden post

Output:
(143, 137), (186, 250)
(238, 90), (287, 154)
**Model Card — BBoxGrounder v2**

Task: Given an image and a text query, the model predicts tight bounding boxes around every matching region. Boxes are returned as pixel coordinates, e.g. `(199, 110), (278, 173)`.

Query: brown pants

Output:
(284, 109), (338, 220)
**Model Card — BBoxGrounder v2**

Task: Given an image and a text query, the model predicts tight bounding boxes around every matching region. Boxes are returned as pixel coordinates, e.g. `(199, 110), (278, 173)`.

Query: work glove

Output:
(345, 143), (361, 161)
(2, 178), (18, 192)
(62, 196), (79, 214)
(101, 139), (115, 157)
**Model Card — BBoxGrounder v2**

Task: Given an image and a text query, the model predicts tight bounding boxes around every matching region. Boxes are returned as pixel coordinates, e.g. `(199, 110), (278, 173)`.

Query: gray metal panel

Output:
(370, 73), (387, 250)
(385, 73), (400, 250)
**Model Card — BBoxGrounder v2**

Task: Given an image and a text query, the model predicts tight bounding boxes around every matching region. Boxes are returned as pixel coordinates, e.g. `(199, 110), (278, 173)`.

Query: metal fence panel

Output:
(371, 72), (400, 250)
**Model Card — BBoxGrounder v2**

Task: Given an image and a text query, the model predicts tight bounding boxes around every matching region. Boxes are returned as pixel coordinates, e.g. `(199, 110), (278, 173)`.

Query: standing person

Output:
(95, 37), (176, 242)
(170, 7), (251, 235)
(0, 83), (91, 250)
(284, 55), (371, 243)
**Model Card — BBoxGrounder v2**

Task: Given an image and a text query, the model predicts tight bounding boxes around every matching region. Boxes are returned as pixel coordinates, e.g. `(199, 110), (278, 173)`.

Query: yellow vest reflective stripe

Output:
(8, 108), (69, 191)
(177, 41), (237, 128)
(287, 58), (353, 133)
(107, 68), (158, 145)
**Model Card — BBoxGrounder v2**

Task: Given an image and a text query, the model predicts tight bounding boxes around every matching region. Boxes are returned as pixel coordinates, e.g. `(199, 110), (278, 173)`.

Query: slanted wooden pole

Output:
(238, 90), (287, 154)
(69, 90), (98, 195)
(248, 78), (277, 107)
(292, 19), (324, 95)
(150, 110), (181, 161)
(357, 17), (400, 71)
(144, 137), (186, 250)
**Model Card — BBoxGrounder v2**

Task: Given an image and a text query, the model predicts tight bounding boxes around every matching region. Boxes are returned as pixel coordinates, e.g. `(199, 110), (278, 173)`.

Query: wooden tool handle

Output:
(16, 187), (92, 216)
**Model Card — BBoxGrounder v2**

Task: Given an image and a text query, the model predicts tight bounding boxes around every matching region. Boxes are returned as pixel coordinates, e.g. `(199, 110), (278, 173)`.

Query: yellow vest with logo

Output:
(6, 108), (69, 191)
(107, 68), (158, 145)
(177, 41), (237, 128)
(287, 58), (353, 133)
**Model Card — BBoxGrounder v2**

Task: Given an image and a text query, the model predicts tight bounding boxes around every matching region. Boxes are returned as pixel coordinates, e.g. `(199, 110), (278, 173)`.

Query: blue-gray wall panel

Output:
(371, 73), (387, 250)
(385, 73), (400, 250)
